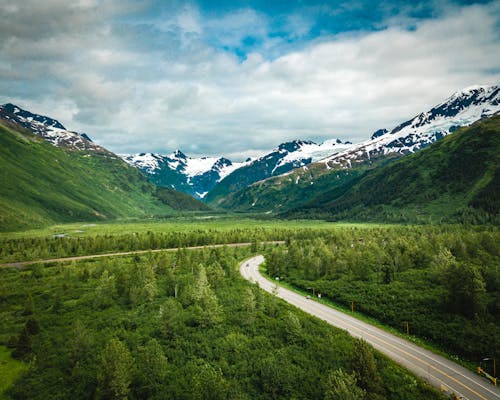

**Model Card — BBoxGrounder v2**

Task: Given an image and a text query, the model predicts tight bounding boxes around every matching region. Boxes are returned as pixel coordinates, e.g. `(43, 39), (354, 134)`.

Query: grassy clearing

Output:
(0, 217), (387, 239)
(0, 346), (26, 399)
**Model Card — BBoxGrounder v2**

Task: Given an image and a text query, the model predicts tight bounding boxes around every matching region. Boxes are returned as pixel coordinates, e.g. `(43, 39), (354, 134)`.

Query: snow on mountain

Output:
(203, 138), (354, 203)
(120, 151), (246, 199)
(321, 84), (500, 168)
(0, 103), (109, 153)
(275, 138), (353, 171)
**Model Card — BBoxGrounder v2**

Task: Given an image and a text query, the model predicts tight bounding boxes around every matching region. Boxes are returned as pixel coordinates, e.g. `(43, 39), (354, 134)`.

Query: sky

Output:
(0, 0), (499, 161)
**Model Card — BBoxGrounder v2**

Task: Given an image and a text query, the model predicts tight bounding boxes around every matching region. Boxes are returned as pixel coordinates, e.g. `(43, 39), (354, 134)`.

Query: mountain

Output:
(287, 114), (500, 223)
(320, 84), (499, 169)
(0, 103), (111, 154)
(204, 138), (352, 205)
(120, 151), (243, 199)
(214, 84), (500, 213)
(0, 105), (208, 231)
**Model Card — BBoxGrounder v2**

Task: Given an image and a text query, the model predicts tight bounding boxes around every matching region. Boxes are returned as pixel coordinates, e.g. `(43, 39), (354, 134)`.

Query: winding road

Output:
(240, 255), (500, 400)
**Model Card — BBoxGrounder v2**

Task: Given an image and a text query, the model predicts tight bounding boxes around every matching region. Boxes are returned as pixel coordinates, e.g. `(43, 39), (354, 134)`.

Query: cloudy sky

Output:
(1, 0), (499, 160)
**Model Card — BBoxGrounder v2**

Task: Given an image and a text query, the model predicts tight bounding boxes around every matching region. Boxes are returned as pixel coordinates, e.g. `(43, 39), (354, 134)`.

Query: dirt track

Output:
(0, 241), (285, 269)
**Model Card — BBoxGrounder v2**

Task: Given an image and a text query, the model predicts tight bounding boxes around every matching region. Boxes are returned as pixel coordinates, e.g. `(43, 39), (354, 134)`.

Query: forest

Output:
(0, 221), (362, 263)
(265, 225), (499, 363)
(0, 241), (443, 400)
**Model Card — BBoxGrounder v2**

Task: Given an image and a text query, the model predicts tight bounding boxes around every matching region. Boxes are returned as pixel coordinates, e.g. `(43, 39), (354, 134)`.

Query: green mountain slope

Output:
(0, 121), (207, 231)
(211, 151), (398, 214)
(287, 115), (500, 222)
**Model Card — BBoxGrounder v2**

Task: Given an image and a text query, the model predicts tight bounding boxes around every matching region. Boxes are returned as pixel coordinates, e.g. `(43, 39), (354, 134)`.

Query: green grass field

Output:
(0, 217), (388, 239)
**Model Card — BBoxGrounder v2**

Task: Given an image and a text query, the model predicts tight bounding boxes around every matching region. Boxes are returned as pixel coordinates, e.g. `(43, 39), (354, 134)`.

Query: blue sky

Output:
(0, 0), (499, 160)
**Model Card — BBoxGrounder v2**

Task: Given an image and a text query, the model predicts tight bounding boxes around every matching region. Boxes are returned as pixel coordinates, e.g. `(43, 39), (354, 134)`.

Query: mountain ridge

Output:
(285, 114), (500, 223)
(0, 107), (209, 231)
(0, 103), (112, 154)
(213, 84), (500, 213)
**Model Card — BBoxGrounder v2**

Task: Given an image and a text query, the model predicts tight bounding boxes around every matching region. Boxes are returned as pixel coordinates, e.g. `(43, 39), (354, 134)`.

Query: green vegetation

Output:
(0, 121), (207, 231)
(212, 162), (370, 212)
(154, 187), (210, 211)
(0, 346), (27, 399)
(0, 245), (441, 399)
(265, 225), (500, 362)
(288, 115), (500, 223)
(0, 219), (378, 263)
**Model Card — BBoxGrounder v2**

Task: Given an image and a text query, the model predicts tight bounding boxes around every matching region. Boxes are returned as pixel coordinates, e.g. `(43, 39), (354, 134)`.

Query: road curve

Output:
(0, 241), (285, 268)
(240, 255), (500, 400)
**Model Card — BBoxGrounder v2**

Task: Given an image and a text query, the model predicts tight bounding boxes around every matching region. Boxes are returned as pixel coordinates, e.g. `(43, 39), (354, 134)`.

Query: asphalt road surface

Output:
(240, 255), (500, 400)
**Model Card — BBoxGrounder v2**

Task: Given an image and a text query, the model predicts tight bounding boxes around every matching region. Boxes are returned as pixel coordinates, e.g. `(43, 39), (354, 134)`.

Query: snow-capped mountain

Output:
(0, 103), (110, 153)
(123, 139), (352, 200)
(204, 138), (352, 203)
(322, 84), (499, 168)
(211, 83), (500, 213)
(121, 151), (244, 199)
(265, 138), (353, 173)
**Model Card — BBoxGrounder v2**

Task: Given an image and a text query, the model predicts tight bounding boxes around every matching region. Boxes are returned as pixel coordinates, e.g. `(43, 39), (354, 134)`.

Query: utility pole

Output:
(351, 301), (355, 313)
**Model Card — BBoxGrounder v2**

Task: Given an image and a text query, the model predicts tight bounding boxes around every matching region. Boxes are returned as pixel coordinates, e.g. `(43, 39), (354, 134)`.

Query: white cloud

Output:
(0, 2), (498, 160)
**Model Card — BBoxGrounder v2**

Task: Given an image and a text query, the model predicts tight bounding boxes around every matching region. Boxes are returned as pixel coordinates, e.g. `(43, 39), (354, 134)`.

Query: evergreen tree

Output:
(12, 325), (32, 360)
(136, 339), (169, 398)
(130, 262), (158, 306)
(241, 287), (256, 325)
(25, 315), (40, 336)
(324, 369), (365, 400)
(206, 261), (225, 289)
(444, 261), (487, 318)
(284, 311), (302, 344)
(94, 270), (117, 309)
(191, 265), (223, 327)
(22, 293), (34, 316)
(70, 320), (94, 366)
(98, 338), (134, 400)
(161, 298), (183, 339)
(350, 339), (382, 395)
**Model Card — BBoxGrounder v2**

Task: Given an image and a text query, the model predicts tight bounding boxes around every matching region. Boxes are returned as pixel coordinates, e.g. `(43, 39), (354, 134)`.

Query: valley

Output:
(1, 220), (498, 399)
(2, 2), (499, 399)
(0, 89), (499, 399)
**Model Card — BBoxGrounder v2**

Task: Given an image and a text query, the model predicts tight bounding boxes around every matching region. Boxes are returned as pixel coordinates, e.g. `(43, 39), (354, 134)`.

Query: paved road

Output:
(240, 255), (500, 400)
(0, 241), (285, 268)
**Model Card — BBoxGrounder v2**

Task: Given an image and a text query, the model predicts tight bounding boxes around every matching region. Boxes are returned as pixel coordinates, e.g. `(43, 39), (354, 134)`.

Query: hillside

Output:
(287, 114), (500, 222)
(0, 121), (206, 231)
(204, 139), (352, 205)
(212, 85), (499, 214)
(212, 151), (403, 214)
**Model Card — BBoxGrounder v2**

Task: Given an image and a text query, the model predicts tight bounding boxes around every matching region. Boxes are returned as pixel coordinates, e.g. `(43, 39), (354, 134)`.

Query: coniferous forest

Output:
(264, 225), (499, 362)
(0, 237), (443, 400)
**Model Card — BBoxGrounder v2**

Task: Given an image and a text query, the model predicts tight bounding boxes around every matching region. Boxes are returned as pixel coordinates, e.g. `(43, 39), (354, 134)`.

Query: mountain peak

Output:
(277, 139), (315, 153)
(171, 149), (187, 159)
(0, 103), (111, 153)
(1, 103), (66, 130)
(322, 83), (500, 168)
(371, 128), (389, 140)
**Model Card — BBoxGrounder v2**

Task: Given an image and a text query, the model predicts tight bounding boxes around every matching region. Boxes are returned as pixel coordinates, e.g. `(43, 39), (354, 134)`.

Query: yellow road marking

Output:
(261, 273), (492, 400)
(245, 257), (498, 400)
